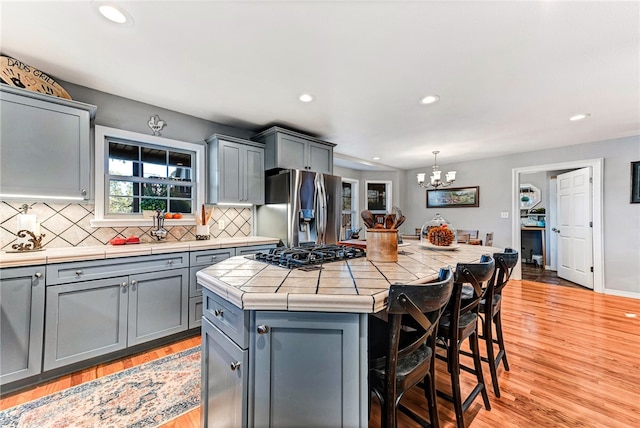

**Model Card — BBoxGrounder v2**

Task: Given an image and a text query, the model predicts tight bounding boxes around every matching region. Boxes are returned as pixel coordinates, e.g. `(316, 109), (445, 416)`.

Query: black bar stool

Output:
(435, 255), (495, 428)
(368, 267), (454, 428)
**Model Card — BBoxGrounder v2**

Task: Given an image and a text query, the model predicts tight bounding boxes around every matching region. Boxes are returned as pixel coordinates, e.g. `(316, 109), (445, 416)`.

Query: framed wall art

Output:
(632, 161), (640, 203)
(426, 186), (480, 208)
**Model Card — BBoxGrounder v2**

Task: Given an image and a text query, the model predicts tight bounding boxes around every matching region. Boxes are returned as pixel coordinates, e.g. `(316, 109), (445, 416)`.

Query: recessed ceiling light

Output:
(299, 93), (314, 103)
(93, 2), (134, 26)
(569, 113), (590, 121)
(373, 157), (381, 161)
(419, 95), (440, 105)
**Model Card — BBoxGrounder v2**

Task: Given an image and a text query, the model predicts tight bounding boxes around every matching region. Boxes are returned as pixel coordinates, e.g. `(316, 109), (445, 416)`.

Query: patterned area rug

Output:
(0, 346), (201, 428)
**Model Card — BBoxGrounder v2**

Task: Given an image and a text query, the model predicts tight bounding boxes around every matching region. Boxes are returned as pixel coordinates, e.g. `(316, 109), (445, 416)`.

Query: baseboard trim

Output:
(604, 289), (640, 300)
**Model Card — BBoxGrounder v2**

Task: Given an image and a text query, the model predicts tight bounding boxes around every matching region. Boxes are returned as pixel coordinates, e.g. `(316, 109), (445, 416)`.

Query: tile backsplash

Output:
(0, 202), (252, 250)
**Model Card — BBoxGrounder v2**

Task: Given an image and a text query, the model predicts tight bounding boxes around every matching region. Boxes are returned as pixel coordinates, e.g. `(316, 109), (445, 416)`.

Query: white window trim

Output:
(342, 177), (359, 228)
(91, 125), (206, 227)
(365, 180), (392, 214)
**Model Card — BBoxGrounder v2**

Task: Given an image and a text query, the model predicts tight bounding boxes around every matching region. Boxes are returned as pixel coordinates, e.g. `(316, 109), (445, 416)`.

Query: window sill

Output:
(90, 218), (197, 228)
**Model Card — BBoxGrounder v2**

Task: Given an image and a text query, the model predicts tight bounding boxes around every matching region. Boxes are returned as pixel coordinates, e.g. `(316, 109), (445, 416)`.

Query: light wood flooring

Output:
(2, 279), (639, 427)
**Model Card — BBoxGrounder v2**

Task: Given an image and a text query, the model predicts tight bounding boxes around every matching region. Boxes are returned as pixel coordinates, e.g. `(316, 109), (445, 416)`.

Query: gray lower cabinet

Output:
(189, 248), (235, 328)
(0, 85), (97, 201)
(251, 311), (364, 427)
(202, 288), (367, 427)
(201, 317), (248, 428)
(0, 266), (45, 385)
(44, 255), (190, 371)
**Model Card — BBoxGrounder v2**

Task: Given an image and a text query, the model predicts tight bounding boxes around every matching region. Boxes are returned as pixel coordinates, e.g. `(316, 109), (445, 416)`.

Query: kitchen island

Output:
(196, 243), (498, 427)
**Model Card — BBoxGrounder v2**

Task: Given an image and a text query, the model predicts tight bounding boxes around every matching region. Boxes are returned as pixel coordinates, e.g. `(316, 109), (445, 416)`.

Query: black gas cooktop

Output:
(254, 244), (366, 269)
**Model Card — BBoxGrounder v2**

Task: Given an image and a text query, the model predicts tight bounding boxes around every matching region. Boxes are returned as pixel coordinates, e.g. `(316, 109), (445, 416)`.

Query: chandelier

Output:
(417, 151), (456, 189)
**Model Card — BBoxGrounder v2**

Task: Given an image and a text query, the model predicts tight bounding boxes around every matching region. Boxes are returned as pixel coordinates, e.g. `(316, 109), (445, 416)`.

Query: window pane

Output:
(141, 147), (166, 164)
(109, 142), (138, 161)
(109, 197), (134, 213)
(109, 159), (137, 177)
(142, 183), (167, 197)
(109, 180), (134, 197)
(169, 185), (192, 198)
(169, 166), (192, 182)
(169, 151), (191, 168)
(143, 162), (167, 179)
(170, 200), (191, 214)
(141, 198), (166, 212)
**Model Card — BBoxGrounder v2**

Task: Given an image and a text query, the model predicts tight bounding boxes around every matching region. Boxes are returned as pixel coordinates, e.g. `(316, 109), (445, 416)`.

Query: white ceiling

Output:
(2, 1), (638, 171)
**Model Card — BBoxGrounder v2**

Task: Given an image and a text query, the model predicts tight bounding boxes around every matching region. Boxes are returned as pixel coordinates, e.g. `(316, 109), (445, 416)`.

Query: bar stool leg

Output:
(494, 310), (510, 371)
(470, 331), (491, 410)
(484, 314), (501, 397)
(450, 341), (466, 428)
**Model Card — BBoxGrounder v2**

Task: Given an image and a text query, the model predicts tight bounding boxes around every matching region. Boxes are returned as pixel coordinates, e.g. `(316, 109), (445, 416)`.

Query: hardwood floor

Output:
(2, 279), (639, 427)
(521, 262), (584, 288)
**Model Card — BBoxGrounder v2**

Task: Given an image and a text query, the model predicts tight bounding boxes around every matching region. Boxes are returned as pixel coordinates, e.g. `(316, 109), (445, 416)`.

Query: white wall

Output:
(403, 135), (640, 295)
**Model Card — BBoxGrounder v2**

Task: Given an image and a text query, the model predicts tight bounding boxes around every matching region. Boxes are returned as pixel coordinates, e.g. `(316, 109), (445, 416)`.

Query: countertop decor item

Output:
(416, 150), (456, 189)
(366, 228), (398, 262)
(420, 213), (458, 248)
(9, 204), (46, 252)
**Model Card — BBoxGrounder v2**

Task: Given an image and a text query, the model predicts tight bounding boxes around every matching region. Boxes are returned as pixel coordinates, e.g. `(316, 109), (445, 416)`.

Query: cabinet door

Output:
(128, 268), (189, 346)
(44, 276), (128, 371)
(0, 88), (94, 200)
(277, 135), (307, 170)
(201, 317), (248, 428)
(252, 311), (364, 427)
(0, 266), (45, 385)
(308, 141), (333, 174)
(219, 141), (244, 203)
(244, 144), (265, 204)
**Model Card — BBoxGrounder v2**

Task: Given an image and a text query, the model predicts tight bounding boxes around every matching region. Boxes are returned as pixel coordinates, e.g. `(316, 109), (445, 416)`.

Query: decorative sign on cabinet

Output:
(251, 126), (335, 174)
(0, 84), (97, 201)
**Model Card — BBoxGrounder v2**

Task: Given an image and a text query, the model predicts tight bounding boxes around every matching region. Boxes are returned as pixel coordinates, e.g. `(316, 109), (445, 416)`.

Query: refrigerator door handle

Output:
(315, 173), (327, 244)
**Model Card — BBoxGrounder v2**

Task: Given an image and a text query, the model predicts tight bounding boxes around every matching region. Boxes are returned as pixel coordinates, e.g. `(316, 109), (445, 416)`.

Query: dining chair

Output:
(436, 255), (495, 428)
(457, 233), (471, 244)
(485, 232), (494, 247)
(478, 248), (518, 397)
(369, 267), (454, 428)
(457, 229), (479, 240)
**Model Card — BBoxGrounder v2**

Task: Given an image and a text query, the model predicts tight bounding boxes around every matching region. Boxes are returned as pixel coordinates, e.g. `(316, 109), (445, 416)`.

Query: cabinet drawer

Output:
(203, 289), (249, 349)
(190, 248), (235, 267)
(189, 248), (235, 297)
(46, 253), (189, 285)
(235, 244), (276, 256)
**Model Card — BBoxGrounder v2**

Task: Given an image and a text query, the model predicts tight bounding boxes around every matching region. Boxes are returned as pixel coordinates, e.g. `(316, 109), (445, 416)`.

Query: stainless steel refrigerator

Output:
(255, 169), (342, 247)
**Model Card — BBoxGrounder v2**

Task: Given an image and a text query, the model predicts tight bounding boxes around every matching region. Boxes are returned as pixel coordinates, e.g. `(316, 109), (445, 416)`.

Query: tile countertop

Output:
(0, 236), (280, 268)
(197, 243), (501, 314)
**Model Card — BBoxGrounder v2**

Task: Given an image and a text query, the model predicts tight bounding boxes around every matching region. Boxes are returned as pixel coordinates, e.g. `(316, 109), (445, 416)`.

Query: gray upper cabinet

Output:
(0, 85), (97, 201)
(206, 134), (265, 205)
(251, 126), (335, 174)
(0, 266), (45, 385)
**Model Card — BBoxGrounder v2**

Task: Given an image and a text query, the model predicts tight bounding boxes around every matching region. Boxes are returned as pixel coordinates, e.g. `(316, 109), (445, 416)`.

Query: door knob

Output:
(552, 227), (560, 233)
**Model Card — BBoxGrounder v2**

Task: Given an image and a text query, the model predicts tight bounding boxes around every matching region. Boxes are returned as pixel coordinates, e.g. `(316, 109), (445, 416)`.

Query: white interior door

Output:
(556, 167), (594, 288)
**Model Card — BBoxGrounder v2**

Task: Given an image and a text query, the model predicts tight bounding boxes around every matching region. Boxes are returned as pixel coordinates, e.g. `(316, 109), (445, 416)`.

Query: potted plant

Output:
(140, 198), (166, 218)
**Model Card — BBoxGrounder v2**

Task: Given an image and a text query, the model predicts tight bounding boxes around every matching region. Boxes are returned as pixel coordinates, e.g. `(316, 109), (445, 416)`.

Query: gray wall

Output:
(60, 80), (254, 144)
(403, 135), (640, 295)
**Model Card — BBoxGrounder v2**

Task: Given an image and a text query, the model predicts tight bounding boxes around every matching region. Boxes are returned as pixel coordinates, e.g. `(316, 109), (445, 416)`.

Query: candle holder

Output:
(10, 229), (46, 252)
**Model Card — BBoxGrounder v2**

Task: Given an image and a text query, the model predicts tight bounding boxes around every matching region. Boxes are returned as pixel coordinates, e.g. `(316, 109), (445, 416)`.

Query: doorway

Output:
(511, 158), (604, 293)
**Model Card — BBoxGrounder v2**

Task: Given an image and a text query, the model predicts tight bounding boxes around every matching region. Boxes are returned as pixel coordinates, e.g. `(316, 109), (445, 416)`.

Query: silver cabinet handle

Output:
(121, 282), (128, 288)
(81, 189), (87, 195)
(211, 255), (217, 261)
(34, 272), (43, 278)
(214, 309), (224, 317)
(257, 325), (270, 335)
(230, 361), (242, 371)
(168, 260), (174, 265)
(75, 270), (83, 276)
(130, 280), (137, 286)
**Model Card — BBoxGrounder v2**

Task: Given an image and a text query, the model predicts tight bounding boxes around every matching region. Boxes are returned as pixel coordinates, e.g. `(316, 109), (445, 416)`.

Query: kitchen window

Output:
(341, 178), (359, 239)
(91, 126), (206, 227)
